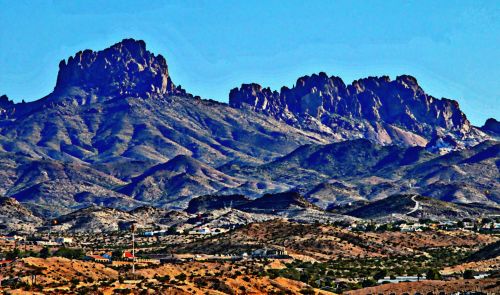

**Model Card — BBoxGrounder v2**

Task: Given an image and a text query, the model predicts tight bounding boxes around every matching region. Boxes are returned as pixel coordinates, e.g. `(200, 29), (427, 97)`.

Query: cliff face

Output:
(230, 73), (473, 145)
(54, 38), (186, 98)
(0, 95), (15, 118)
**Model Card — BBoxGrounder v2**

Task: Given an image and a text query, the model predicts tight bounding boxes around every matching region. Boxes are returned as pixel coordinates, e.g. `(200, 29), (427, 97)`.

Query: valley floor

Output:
(1, 220), (499, 294)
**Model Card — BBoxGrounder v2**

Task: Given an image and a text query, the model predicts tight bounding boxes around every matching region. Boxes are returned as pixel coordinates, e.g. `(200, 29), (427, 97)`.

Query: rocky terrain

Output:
(225, 139), (500, 207)
(229, 73), (489, 148)
(49, 205), (188, 233)
(344, 194), (500, 221)
(0, 197), (42, 233)
(118, 155), (245, 208)
(36, 192), (349, 234)
(481, 118), (500, 138)
(0, 38), (498, 225)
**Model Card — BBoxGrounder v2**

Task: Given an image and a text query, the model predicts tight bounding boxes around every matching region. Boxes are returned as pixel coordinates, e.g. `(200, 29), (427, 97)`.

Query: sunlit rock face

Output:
(54, 38), (186, 99)
(230, 72), (474, 146)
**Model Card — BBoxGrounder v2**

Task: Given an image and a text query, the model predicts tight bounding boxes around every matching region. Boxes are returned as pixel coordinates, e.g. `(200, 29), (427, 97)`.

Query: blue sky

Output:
(0, 0), (498, 125)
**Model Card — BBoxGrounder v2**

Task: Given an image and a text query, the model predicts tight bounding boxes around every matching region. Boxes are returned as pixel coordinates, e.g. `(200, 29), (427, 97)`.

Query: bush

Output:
(40, 247), (51, 259)
(426, 268), (442, 280)
(6, 248), (21, 260)
(463, 269), (474, 279)
(175, 273), (187, 281)
(157, 275), (170, 283)
(373, 269), (387, 280)
(361, 279), (376, 287)
(300, 288), (315, 295)
(54, 248), (84, 260)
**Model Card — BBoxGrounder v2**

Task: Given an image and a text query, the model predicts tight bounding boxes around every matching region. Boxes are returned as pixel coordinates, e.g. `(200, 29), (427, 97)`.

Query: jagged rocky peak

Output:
(0, 94), (14, 108)
(229, 73), (471, 138)
(54, 38), (186, 98)
(0, 94), (15, 118)
(481, 118), (500, 136)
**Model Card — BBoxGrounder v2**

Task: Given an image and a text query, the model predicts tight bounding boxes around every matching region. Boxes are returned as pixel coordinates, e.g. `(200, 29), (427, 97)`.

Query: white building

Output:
(399, 223), (424, 232)
(36, 240), (59, 246)
(188, 227), (212, 235)
(56, 237), (73, 244)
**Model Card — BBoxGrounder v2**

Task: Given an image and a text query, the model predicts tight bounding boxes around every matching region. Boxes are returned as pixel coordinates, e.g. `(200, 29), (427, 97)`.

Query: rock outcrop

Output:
(230, 73), (475, 146)
(481, 118), (500, 136)
(0, 94), (15, 118)
(54, 38), (187, 99)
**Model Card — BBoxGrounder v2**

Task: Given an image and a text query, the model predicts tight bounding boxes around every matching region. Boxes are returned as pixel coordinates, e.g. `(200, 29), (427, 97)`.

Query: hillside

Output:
(226, 139), (500, 208)
(0, 38), (497, 217)
(118, 155), (244, 208)
(345, 194), (500, 221)
(0, 197), (42, 233)
(51, 205), (189, 233)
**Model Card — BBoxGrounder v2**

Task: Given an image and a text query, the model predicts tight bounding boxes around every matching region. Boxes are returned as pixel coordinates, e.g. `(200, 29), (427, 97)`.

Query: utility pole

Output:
(49, 219), (58, 242)
(131, 224), (136, 277)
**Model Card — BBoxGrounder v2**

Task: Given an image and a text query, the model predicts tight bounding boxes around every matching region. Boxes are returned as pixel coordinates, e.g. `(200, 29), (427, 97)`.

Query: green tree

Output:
(157, 275), (170, 283)
(373, 269), (387, 280)
(40, 247), (50, 259)
(6, 248), (21, 260)
(426, 268), (442, 280)
(463, 269), (474, 279)
(175, 273), (187, 281)
(167, 226), (178, 235)
(112, 249), (123, 260)
(54, 247), (84, 259)
(361, 279), (377, 287)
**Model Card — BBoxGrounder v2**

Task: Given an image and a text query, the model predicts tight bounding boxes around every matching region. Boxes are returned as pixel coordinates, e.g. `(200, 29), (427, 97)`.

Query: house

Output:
(35, 240), (59, 246)
(3, 235), (24, 241)
(252, 247), (288, 258)
(463, 222), (475, 230)
(101, 253), (112, 260)
(55, 237), (73, 245)
(399, 223), (423, 232)
(84, 255), (110, 263)
(123, 251), (135, 260)
(438, 221), (458, 230)
(348, 223), (367, 231)
(188, 227), (212, 235)
(482, 223), (500, 231)
(143, 230), (167, 236)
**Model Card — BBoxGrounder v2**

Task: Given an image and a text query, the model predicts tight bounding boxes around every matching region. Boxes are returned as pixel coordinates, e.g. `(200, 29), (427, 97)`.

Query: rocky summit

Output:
(54, 38), (186, 99)
(481, 118), (500, 137)
(230, 73), (486, 147)
(0, 38), (498, 224)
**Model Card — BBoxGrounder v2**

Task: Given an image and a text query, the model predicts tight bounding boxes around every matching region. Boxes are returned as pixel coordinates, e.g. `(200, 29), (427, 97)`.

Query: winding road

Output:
(406, 195), (420, 215)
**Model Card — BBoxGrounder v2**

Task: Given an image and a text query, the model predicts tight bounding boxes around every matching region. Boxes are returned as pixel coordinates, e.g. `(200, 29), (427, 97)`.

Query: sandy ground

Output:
(346, 279), (500, 294)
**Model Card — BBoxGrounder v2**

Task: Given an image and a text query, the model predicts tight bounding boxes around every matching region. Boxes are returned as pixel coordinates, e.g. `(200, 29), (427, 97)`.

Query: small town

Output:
(1, 216), (499, 294)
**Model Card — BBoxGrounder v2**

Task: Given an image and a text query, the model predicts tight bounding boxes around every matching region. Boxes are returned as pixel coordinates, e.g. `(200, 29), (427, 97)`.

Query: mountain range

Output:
(0, 38), (498, 229)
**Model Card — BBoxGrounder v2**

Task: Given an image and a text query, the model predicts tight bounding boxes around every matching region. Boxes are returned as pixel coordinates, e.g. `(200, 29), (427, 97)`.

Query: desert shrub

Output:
(463, 269), (474, 279)
(175, 273), (187, 281)
(54, 247), (84, 259)
(300, 288), (315, 295)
